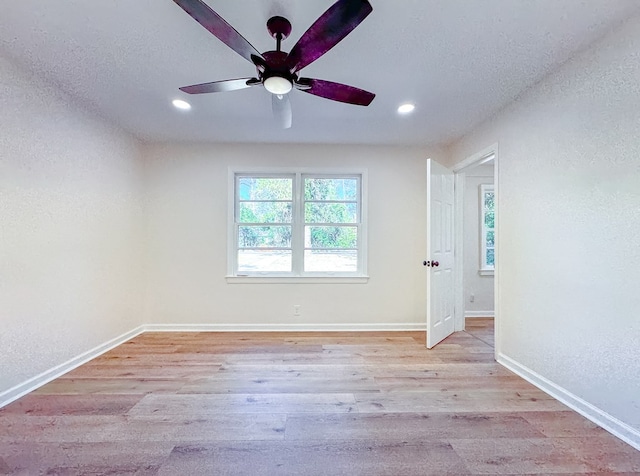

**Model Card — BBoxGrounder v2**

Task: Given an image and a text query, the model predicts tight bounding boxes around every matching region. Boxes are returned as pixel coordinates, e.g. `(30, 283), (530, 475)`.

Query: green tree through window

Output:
(480, 184), (495, 269)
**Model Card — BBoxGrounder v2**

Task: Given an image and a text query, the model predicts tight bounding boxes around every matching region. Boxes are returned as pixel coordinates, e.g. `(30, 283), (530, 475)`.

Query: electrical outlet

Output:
(470, 294), (475, 303)
(293, 305), (301, 316)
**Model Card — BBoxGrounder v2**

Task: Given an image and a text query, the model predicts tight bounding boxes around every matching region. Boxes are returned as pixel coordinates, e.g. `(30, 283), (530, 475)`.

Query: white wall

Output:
(141, 143), (446, 328)
(463, 164), (494, 315)
(0, 54), (144, 397)
(449, 16), (640, 439)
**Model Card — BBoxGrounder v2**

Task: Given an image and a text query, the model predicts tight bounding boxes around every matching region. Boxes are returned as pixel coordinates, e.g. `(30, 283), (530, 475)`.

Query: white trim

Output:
(226, 276), (369, 284)
(464, 311), (495, 318)
(494, 144), (501, 358)
(452, 143), (498, 172)
(452, 144), (498, 342)
(454, 172), (465, 332)
(0, 326), (145, 409)
(498, 353), (640, 451)
(227, 167), (237, 276)
(228, 168), (368, 278)
(145, 323), (425, 332)
(478, 269), (494, 276)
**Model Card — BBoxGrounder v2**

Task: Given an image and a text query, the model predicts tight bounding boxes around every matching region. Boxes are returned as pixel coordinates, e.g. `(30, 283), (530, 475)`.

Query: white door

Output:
(426, 159), (455, 348)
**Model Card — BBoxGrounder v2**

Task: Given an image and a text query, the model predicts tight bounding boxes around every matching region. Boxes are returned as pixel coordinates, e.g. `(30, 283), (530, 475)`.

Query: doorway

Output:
(453, 144), (499, 358)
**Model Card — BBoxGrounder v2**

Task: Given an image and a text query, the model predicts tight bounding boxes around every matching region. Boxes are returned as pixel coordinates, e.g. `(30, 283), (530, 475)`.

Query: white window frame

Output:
(227, 167), (368, 283)
(479, 183), (495, 275)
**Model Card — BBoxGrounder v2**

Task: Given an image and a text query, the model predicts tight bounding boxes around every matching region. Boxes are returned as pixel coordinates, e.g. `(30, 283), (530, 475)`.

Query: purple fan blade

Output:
(272, 94), (292, 129)
(173, 0), (263, 64)
(287, 0), (372, 72)
(297, 78), (374, 106)
(180, 78), (257, 94)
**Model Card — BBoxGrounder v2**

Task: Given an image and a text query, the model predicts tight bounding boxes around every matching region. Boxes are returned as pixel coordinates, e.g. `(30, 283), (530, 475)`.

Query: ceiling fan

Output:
(172, 0), (375, 128)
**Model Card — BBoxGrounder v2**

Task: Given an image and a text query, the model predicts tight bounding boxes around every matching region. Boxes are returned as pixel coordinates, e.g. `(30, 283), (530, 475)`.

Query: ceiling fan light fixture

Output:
(264, 76), (293, 95)
(398, 103), (415, 114)
(172, 99), (192, 111)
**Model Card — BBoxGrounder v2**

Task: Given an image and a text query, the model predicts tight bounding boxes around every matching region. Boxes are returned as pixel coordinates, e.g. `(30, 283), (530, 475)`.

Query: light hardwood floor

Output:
(1, 319), (639, 475)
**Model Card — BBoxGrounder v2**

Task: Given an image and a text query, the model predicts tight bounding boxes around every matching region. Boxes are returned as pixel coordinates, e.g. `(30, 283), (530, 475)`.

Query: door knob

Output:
(423, 260), (439, 267)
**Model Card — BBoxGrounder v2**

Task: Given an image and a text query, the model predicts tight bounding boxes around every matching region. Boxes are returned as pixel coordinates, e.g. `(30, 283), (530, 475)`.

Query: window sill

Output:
(478, 269), (495, 276)
(226, 276), (369, 284)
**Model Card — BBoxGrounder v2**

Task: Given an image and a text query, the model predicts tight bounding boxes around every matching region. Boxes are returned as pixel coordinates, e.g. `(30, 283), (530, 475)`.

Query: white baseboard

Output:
(497, 353), (640, 451)
(0, 326), (145, 409)
(144, 323), (426, 332)
(464, 311), (495, 318)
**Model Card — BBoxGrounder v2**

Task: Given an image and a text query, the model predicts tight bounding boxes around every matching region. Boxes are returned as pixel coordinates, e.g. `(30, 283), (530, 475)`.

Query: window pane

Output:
(305, 226), (357, 249)
(486, 248), (495, 267)
(238, 226), (291, 248)
(305, 203), (357, 224)
(484, 211), (495, 229)
(484, 192), (495, 210)
(304, 178), (358, 201)
(486, 230), (495, 247)
(238, 250), (292, 273)
(304, 250), (357, 272)
(239, 202), (292, 223)
(238, 177), (292, 200)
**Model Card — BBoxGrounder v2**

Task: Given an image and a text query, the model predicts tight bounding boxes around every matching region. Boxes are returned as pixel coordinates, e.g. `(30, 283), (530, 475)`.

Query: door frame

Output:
(452, 143), (500, 359)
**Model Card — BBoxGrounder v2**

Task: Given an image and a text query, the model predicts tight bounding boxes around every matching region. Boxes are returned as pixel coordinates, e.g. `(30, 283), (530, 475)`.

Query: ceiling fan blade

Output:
(180, 78), (258, 94)
(286, 0), (373, 72)
(296, 78), (375, 106)
(272, 94), (292, 129)
(173, 0), (263, 64)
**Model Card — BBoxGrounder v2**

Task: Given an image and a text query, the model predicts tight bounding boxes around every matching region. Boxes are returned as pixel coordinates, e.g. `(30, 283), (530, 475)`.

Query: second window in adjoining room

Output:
(479, 183), (495, 273)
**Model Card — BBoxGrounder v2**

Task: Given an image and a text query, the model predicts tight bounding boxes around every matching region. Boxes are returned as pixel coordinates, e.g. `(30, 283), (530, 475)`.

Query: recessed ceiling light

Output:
(172, 99), (192, 111)
(397, 103), (415, 114)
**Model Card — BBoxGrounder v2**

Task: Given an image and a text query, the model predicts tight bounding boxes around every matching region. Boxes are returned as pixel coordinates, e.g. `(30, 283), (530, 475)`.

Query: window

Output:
(479, 184), (495, 273)
(229, 170), (366, 279)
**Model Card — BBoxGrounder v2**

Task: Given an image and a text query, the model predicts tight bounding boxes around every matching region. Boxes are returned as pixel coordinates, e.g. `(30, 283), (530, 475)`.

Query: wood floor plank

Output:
(127, 393), (358, 415)
(0, 394), (143, 416)
(374, 375), (534, 392)
(0, 442), (173, 475)
(450, 436), (640, 474)
(284, 412), (546, 441)
(449, 438), (594, 474)
(177, 376), (380, 394)
(64, 363), (222, 379)
(355, 388), (567, 413)
(156, 440), (471, 476)
(2, 318), (639, 474)
(553, 436), (640, 473)
(0, 414), (286, 443)
(0, 456), (9, 474)
(518, 411), (609, 438)
(90, 352), (225, 366)
(32, 378), (186, 395)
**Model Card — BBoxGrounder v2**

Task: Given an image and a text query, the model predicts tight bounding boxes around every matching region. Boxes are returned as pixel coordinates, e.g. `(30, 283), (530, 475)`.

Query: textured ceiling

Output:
(1, 1), (639, 146)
